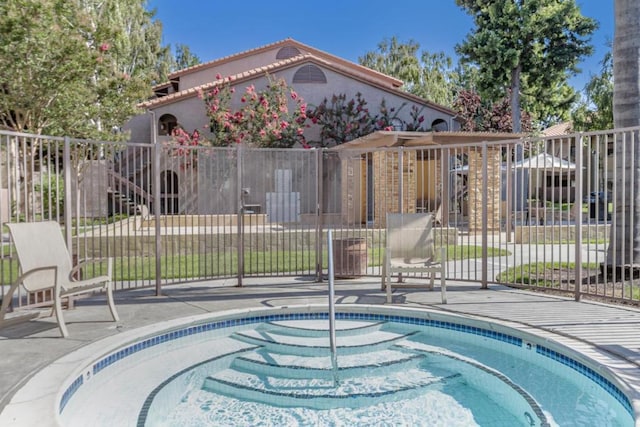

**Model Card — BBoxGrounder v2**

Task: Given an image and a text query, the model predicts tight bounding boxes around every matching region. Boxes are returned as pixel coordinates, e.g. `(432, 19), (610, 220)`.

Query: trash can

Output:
(332, 238), (367, 278)
(586, 192), (611, 221)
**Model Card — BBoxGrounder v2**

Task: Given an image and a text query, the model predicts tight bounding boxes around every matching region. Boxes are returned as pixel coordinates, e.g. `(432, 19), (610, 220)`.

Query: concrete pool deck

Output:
(1, 277), (640, 425)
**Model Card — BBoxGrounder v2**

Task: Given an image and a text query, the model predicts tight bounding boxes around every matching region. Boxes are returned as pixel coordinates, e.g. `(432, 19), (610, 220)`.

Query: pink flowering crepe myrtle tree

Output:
(168, 127), (203, 170)
(306, 93), (428, 147)
(201, 73), (309, 148)
(167, 73), (309, 185)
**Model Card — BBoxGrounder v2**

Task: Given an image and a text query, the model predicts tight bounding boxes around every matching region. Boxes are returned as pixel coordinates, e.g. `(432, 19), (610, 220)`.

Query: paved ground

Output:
(1, 276), (640, 423)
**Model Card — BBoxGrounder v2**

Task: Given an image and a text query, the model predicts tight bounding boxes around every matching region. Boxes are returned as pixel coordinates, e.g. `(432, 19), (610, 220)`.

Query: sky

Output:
(147, 0), (613, 92)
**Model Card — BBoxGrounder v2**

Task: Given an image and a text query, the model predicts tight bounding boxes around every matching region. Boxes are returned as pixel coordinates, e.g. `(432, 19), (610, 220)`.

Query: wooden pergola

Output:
(332, 131), (524, 231)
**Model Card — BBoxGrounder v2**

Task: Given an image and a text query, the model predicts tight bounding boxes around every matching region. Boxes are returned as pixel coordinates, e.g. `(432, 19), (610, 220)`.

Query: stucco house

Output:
(126, 38), (460, 146)
(115, 39), (461, 216)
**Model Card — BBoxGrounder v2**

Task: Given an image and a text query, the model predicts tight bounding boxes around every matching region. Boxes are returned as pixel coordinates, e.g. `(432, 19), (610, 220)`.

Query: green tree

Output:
(155, 45), (174, 83)
(414, 52), (458, 107)
(455, 0), (597, 132)
(173, 44), (201, 71)
(0, 0), (164, 140)
(359, 37), (421, 88)
(155, 43), (202, 80)
(607, 0), (640, 273)
(572, 50), (613, 131)
(0, 0), (164, 217)
(70, 0), (164, 140)
(359, 37), (459, 107)
(0, 0), (93, 134)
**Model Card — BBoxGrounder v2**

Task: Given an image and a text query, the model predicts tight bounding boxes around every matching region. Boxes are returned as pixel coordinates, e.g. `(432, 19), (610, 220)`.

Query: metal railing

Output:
(327, 230), (338, 385)
(1, 127), (639, 309)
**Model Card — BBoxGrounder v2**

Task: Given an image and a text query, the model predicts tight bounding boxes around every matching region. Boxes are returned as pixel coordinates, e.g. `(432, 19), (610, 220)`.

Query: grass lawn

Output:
(497, 261), (600, 287)
(1, 245), (511, 283)
(497, 261), (640, 300)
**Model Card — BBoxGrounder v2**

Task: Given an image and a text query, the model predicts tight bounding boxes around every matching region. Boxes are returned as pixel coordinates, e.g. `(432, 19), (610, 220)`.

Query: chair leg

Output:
(0, 282), (20, 323)
(386, 270), (393, 304)
(54, 295), (69, 338)
(440, 271), (447, 304)
(106, 283), (119, 322)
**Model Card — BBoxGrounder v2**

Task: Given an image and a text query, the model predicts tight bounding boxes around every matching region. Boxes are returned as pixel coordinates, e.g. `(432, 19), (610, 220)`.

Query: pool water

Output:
(59, 308), (635, 427)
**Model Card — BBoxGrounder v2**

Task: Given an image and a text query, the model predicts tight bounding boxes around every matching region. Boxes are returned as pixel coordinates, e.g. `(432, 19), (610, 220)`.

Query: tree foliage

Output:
(454, 89), (533, 132)
(306, 93), (376, 146)
(572, 51), (613, 131)
(68, 0), (164, 139)
(359, 36), (459, 107)
(157, 43), (202, 79)
(359, 37), (421, 87)
(455, 0), (597, 131)
(173, 44), (202, 71)
(0, 0), (164, 140)
(306, 94), (428, 147)
(0, 0), (92, 134)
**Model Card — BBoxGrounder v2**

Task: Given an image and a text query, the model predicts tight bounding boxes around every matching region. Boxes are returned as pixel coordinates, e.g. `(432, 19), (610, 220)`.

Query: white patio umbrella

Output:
(512, 153), (577, 170)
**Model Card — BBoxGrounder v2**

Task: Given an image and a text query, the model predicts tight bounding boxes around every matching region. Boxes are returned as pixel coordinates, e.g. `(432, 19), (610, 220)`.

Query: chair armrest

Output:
(1, 265), (58, 317)
(70, 257), (113, 280)
(16, 265), (59, 287)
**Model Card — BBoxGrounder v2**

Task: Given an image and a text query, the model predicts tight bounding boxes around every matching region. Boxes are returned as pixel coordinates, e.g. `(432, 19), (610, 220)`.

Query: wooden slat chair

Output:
(382, 213), (447, 304)
(0, 221), (119, 337)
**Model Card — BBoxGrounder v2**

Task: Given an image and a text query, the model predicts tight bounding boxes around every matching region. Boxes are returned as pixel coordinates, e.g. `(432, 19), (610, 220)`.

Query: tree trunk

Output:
(510, 65), (523, 161)
(613, 0), (640, 128)
(606, 0), (640, 272)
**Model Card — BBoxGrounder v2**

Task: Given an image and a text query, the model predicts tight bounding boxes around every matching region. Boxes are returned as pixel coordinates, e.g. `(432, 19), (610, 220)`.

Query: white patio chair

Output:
(382, 213), (447, 304)
(0, 221), (119, 337)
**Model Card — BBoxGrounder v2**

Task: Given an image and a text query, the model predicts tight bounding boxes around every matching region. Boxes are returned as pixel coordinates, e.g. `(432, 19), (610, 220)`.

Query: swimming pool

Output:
(7, 305), (639, 426)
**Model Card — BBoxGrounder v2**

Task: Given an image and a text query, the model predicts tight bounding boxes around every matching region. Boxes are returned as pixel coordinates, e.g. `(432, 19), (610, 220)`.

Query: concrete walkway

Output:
(1, 277), (640, 423)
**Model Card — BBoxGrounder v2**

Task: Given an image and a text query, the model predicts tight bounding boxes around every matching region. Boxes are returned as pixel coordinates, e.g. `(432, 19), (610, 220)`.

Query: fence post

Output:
(398, 147), (404, 213)
(574, 133), (583, 301)
(481, 142), (489, 288)
(153, 140), (162, 296)
(63, 136), (73, 251)
(505, 145), (513, 243)
(440, 148), (450, 227)
(316, 148), (324, 282)
(62, 137), (76, 308)
(236, 144), (244, 287)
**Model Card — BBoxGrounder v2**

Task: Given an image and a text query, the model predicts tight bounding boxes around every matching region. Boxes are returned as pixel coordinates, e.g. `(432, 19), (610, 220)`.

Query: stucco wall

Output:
(123, 112), (152, 144)
(131, 62), (457, 147)
(178, 47), (312, 89)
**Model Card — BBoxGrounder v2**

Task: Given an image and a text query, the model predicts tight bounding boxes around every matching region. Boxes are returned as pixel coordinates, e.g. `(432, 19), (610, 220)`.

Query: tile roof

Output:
(541, 121), (573, 137)
(164, 38), (403, 89)
(139, 53), (457, 116)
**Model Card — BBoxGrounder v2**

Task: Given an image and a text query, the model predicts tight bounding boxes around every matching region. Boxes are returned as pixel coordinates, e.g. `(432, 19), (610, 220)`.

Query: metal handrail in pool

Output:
(327, 230), (338, 384)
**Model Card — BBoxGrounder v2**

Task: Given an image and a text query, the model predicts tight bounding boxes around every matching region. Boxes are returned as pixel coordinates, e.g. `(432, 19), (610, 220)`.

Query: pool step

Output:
(232, 328), (418, 356)
(264, 319), (385, 337)
(199, 321), (467, 410)
(233, 348), (426, 380)
(203, 367), (462, 410)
